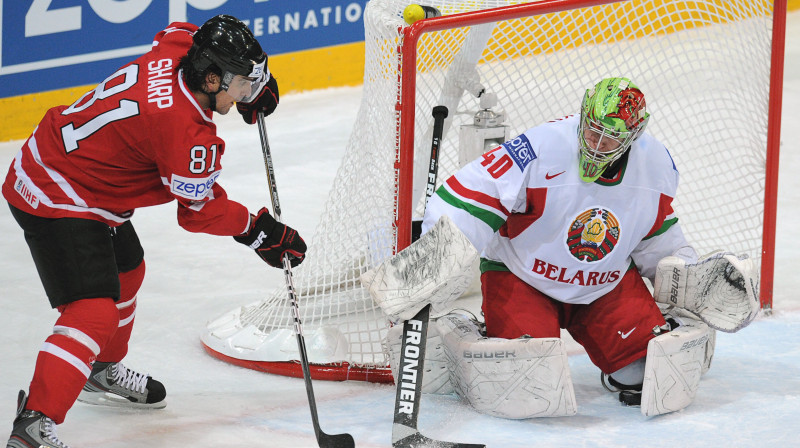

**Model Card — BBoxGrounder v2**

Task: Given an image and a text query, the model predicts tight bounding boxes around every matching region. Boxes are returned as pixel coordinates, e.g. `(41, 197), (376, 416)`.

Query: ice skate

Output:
(602, 373), (642, 406)
(77, 361), (166, 409)
(6, 390), (70, 448)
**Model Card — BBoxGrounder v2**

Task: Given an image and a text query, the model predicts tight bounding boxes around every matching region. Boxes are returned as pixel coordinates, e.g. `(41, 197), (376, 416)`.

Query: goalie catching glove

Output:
(234, 207), (306, 268)
(652, 251), (759, 333)
(236, 70), (279, 124)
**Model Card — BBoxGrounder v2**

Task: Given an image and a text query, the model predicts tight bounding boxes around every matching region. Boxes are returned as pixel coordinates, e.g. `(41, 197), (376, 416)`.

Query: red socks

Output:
(26, 260), (146, 423)
(97, 260), (145, 362)
(27, 298), (119, 423)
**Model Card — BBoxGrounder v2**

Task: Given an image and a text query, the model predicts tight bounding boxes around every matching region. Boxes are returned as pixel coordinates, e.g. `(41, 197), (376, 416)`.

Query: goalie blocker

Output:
(361, 215), (479, 322)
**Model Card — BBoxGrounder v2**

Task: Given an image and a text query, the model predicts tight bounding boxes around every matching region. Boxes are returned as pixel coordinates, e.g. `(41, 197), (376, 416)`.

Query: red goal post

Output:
(202, 0), (786, 383)
(763, 0), (787, 311)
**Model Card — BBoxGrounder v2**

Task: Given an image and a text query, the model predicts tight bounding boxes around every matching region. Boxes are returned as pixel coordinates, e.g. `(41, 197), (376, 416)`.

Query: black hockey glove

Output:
(234, 208), (306, 268)
(236, 73), (279, 124)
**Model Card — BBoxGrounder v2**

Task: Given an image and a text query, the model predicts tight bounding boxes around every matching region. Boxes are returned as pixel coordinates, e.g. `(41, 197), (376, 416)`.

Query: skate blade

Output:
(77, 390), (166, 409)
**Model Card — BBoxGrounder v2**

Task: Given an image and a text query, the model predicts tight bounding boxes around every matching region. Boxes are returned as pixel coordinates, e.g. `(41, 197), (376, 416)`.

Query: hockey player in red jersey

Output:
(3, 15), (306, 448)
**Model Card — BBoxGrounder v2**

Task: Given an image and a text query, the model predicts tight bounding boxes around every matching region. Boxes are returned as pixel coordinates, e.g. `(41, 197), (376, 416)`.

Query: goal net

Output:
(201, 0), (784, 382)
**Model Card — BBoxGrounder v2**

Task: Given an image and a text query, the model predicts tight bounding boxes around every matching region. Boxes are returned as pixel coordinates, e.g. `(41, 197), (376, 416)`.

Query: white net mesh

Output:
(203, 0), (777, 378)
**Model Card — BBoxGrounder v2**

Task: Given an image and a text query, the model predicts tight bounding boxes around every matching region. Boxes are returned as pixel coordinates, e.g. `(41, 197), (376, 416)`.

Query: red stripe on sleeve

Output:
(446, 176), (510, 216)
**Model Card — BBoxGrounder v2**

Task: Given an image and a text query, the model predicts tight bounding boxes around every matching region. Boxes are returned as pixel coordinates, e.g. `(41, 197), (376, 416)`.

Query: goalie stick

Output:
(391, 105), (484, 448)
(256, 112), (355, 448)
(393, 304), (485, 448)
(413, 105), (450, 242)
(425, 105), (449, 204)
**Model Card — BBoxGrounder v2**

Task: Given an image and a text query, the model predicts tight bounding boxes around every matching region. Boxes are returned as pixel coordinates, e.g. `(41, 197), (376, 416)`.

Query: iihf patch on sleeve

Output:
(501, 134), (536, 171)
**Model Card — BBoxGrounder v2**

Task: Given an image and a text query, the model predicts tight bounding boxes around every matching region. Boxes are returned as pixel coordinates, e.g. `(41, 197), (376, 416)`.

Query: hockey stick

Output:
(256, 111), (355, 448)
(392, 304), (485, 448)
(413, 105), (449, 241)
(424, 105), (449, 204)
(392, 106), (485, 448)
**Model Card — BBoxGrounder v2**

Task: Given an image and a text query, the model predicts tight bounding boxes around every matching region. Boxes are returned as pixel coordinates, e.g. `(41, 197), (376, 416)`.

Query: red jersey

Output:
(2, 23), (250, 236)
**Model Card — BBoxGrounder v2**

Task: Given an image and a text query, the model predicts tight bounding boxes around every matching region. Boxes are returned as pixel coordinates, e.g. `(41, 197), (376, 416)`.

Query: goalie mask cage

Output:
(202, 0), (785, 382)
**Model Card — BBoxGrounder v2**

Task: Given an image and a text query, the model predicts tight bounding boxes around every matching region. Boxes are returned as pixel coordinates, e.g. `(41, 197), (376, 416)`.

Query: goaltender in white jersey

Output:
(424, 112), (692, 304)
(364, 77), (760, 419)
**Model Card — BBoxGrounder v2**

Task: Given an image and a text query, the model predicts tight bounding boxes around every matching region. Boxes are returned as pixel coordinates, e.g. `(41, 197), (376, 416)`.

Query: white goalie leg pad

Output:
(360, 215), (480, 321)
(436, 314), (577, 419)
(641, 316), (711, 417)
(385, 320), (454, 395)
(653, 251), (759, 333)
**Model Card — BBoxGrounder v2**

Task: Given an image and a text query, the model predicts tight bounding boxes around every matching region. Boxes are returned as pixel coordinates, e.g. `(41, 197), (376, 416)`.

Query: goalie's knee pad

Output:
(435, 313), (577, 419)
(641, 313), (711, 416)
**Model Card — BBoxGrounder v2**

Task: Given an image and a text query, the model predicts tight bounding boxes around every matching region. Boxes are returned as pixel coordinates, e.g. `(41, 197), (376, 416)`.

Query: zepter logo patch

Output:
(566, 207), (620, 262)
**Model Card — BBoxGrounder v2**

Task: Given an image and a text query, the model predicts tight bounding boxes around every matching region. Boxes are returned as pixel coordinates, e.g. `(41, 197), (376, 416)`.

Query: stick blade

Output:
(318, 431), (355, 448)
(394, 432), (485, 448)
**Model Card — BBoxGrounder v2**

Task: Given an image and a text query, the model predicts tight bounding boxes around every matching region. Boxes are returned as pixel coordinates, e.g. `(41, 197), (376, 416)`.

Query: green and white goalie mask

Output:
(578, 77), (650, 182)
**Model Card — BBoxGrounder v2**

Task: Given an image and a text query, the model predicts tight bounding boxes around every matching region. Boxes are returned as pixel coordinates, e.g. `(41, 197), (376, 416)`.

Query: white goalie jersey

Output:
(422, 114), (695, 305)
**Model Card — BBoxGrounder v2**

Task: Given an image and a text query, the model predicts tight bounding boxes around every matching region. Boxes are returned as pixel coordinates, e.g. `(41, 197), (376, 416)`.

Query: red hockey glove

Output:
(236, 73), (279, 124)
(234, 208), (306, 268)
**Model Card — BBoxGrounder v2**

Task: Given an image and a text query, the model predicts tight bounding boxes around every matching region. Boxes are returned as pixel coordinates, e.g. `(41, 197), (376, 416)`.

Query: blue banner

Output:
(0, 0), (368, 98)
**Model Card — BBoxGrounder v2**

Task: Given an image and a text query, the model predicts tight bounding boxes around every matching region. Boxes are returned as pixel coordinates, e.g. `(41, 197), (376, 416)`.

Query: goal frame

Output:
(394, 0), (786, 310)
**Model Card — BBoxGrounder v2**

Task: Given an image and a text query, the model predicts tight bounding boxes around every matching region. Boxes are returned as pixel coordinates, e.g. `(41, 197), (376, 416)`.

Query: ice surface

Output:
(1, 12), (799, 447)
